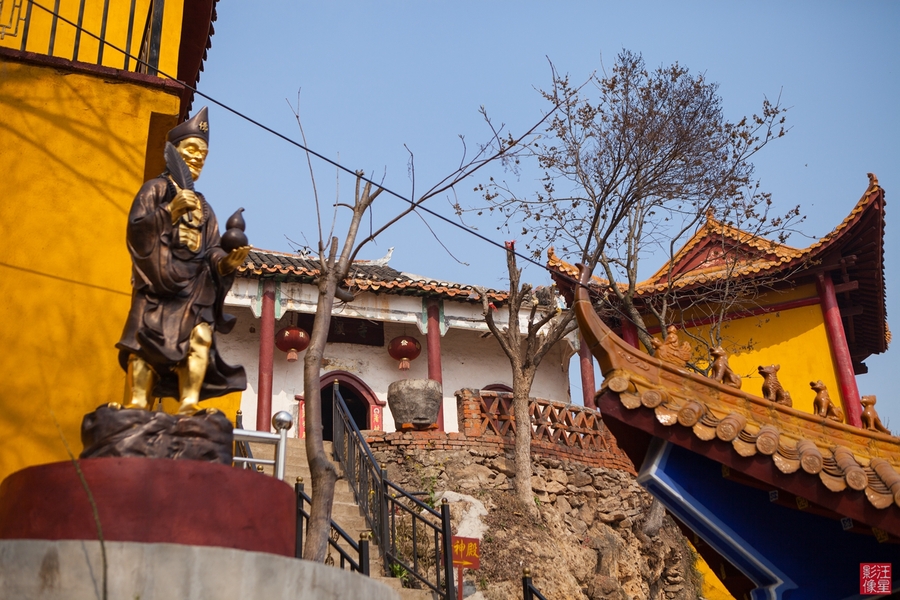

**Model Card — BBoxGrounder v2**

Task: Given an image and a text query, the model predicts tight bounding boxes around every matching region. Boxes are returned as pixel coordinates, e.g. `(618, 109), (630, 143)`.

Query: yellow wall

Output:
(0, 58), (184, 481)
(0, 0), (182, 77)
(691, 543), (736, 600)
(655, 284), (842, 417)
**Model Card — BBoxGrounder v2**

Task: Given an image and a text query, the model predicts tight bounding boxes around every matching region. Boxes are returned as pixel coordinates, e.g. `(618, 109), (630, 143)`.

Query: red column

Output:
(426, 299), (444, 431)
(579, 334), (596, 408)
(256, 280), (276, 432)
(621, 319), (640, 349)
(297, 398), (305, 438)
(816, 273), (862, 427)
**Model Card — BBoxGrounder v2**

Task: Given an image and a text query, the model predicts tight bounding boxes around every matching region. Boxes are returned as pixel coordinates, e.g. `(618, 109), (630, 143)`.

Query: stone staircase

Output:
(249, 438), (434, 600)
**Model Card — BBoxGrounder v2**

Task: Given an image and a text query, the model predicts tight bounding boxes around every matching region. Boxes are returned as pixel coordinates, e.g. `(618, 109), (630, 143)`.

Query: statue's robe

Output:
(116, 176), (246, 400)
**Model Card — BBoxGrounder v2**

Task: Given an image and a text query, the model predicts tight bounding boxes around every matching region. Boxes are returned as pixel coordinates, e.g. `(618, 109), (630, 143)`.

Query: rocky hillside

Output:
(372, 442), (703, 600)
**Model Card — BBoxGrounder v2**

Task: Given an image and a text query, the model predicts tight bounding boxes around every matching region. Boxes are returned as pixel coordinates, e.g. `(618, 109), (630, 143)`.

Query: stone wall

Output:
(369, 436), (699, 600)
(365, 389), (699, 599)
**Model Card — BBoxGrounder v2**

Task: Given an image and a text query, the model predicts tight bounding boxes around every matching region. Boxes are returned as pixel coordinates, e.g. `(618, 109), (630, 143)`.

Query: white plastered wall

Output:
(220, 278), (575, 433)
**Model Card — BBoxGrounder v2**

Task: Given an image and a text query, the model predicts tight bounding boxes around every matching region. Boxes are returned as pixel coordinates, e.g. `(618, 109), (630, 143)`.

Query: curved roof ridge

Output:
(548, 175), (884, 296)
(237, 248), (510, 303)
(801, 173), (882, 255)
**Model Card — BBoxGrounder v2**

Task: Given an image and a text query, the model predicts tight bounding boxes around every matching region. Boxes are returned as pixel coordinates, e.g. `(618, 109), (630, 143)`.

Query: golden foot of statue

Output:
(184, 406), (220, 417)
(122, 395), (155, 410)
(106, 402), (123, 410)
(177, 400), (202, 416)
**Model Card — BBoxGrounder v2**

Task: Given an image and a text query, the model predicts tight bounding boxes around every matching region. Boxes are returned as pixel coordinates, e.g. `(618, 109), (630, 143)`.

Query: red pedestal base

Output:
(0, 457), (295, 557)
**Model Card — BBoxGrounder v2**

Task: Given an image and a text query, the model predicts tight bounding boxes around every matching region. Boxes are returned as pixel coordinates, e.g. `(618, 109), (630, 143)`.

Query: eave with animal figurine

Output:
(550, 177), (898, 600)
(548, 173), (891, 425)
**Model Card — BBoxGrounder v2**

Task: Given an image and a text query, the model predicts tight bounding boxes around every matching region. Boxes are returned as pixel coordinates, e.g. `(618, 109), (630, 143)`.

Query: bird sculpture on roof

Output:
(370, 247), (394, 267)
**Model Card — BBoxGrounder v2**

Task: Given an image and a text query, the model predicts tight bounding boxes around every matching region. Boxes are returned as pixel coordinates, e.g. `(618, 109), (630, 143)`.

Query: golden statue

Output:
(115, 107), (249, 414)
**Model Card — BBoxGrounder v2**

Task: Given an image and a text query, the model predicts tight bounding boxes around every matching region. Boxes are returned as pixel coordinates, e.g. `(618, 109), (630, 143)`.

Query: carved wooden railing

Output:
(464, 390), (610, 451)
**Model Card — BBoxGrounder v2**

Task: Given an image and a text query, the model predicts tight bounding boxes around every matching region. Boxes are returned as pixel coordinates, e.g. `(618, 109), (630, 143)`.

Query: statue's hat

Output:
(167, 106), (210, 145)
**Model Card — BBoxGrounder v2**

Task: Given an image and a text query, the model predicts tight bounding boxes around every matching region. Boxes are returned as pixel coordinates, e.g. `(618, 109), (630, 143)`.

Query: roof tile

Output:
(237, 249), (509, 303)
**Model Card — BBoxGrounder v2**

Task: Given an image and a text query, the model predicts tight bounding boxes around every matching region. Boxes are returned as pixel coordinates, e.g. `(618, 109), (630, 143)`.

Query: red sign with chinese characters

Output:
(860, 563), (892, 595)
(451, 536), (480, 569)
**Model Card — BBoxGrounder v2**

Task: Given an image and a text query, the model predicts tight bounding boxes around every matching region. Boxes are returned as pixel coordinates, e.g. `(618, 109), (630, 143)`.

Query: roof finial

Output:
(867, 172), (879, 190)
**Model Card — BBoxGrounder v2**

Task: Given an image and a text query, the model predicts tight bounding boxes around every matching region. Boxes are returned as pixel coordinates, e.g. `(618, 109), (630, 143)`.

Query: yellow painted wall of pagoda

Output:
(658, 283), (842, 417)
(0, 52), (239, 482)
(0, 58), (176, 481)
(0, 0), (182, 76)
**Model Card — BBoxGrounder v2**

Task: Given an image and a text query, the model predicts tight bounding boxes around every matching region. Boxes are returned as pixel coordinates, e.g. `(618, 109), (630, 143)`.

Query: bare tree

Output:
(477, 243), (577, 512)
(476, 50), (799, 358)
(468, 51), (801, 521)
(292, 103), (558, 562)
(642, 208), (806, 374)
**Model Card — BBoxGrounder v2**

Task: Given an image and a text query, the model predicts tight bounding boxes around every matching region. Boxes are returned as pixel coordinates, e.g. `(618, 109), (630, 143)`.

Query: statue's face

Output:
(176, 137), (208, 181)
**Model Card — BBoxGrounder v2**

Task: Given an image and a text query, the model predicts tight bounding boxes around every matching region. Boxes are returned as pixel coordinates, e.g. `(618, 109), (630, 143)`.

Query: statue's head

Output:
(167, 107), (210, 181)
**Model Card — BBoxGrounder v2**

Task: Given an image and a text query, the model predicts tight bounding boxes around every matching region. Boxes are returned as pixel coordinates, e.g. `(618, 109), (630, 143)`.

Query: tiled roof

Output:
(179, 1), (219, 120)
(551, 177), (883, 294)
(237, 249), (508, 303)
(643, 214), (804, 285)
(605, 376), (900, 515)
(550, 176), (889, 360)
(574, 278), (900, 537)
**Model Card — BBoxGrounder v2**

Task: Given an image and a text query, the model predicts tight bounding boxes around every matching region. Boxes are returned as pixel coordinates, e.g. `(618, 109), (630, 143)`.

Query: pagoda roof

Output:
(601, 383), (900, 534)
(598, 382), (900, 598)
(549, 175), (889, 364)
(641, 213), (804, 287)
(237, 249), (509, 304)
(571, 268), (900, 598)
(178, 0), (220, 120)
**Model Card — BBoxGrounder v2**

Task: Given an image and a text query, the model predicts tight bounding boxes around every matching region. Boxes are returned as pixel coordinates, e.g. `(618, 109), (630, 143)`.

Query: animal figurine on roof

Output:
(652, 325), (693, 367)
(860, 395), (891, 435)
(710, 347), (741, 389)
(810, 380), (843, 422)
(758, 364), (792, 407)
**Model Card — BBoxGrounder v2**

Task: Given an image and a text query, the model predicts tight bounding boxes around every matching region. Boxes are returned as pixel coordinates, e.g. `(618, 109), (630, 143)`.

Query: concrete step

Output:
(243, 438), (433, 598)
(372, 574), (435, 599)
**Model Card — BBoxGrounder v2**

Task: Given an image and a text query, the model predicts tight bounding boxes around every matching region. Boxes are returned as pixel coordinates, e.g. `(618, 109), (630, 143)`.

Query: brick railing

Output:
(367, 389), (634, 474)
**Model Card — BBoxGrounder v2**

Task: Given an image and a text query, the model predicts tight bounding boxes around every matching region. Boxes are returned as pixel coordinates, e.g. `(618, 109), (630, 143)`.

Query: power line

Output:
(26, 0), (561, 279)
(26, 1), (634, 336)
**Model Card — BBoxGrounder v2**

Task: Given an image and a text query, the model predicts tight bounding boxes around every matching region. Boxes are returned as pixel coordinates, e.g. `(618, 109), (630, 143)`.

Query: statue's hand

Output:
(169, 189), (200, 224)
(218, 245), (250, 275)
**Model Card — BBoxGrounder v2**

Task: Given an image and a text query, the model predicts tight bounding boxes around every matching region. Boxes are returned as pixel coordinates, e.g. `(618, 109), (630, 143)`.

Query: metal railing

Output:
(294, 479), (369, 574)
(233, 410), (291, 480)
(522, 568), (548, 600)
(0, 0), (164, 74)
(233, 409), (370, 576)
(331, 382), (455, 598)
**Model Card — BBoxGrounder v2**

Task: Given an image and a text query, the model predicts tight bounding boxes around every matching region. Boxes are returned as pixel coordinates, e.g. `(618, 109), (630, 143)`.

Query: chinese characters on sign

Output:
(450, 536), (481, 600)
(451, 536), (480, 569)
(860, 563), (891, 595)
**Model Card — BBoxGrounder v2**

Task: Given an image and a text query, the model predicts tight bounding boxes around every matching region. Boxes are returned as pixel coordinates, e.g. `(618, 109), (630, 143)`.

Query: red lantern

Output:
(275, 325), (310, 362)
(388, 335), (421, 370)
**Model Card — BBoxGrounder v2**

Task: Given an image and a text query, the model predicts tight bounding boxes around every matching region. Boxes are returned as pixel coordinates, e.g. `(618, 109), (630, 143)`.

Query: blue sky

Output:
(195, 2), (900, 426)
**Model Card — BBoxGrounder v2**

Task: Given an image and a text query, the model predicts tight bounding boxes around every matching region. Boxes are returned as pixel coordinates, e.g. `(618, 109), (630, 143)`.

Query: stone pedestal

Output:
(80, 405), (234, 463)
(0, 540), (399, 600)
(0, 457), (294, 556)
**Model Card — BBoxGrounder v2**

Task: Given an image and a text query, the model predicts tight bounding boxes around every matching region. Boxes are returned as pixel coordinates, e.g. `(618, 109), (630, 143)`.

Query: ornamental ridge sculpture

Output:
(651, 325), (692, 367)
(80, 108), (249, 462)
(810, 380), (843, 422)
